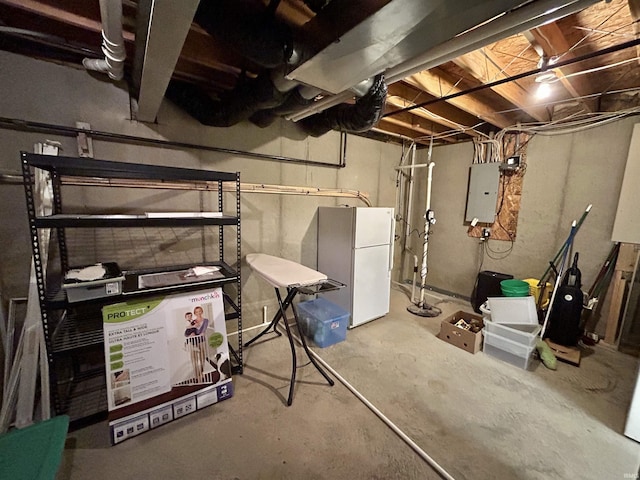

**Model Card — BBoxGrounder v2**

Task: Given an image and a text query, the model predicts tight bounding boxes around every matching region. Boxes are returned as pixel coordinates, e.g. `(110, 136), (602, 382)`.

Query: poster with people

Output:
(102, 287), (231, 412)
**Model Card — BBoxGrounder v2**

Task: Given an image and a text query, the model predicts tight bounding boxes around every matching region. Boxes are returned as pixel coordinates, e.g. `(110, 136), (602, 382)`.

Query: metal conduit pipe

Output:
(82, 0), (126, 81)
(279, 324), (457, 480)
(0, 116), (346, 169)
(287, 78), (379, 122)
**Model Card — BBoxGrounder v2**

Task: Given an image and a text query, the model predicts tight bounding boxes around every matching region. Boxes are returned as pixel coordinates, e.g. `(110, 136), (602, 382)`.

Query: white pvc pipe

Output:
(420, 160), (435, 305)
(395, 162), (441, 170)
(426, 162), (434, 212)
(84, 0), (126, 81)
(411, 254), (419, 303)
(288, 91), (352, 122)
(405, 143), (417, 239)
(226, 321), (271, 337)
(279, 325), (456, 480)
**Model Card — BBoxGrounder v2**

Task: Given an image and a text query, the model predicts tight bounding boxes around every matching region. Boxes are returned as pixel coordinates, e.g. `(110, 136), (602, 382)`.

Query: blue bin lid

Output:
(297, 297), (349, 322)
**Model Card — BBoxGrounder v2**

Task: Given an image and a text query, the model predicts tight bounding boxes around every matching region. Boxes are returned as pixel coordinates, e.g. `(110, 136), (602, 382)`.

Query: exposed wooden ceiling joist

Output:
(387, 82), (485, 130)
(1, 0), (638, 144)
(404, 69), (514, 129)
(0, 0), (134, 42)
(452, 49), (549, 122)
(526, 23), (596, 111)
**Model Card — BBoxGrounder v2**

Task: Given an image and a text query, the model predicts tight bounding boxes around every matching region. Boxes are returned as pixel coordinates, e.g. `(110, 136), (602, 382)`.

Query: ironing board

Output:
(245, 253), (343, 406)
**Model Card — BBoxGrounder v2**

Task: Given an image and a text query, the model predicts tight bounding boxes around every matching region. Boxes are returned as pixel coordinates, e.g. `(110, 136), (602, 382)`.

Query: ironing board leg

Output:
(243, 304), (284, 348)
(289, 289), (335, 387)
(245, 282), (335, 406)
(275, 288), (298, 406)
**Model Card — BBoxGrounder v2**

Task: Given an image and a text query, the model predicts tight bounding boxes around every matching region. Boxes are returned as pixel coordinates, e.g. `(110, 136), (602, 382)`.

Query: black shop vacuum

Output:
(545, 252), (584, 346)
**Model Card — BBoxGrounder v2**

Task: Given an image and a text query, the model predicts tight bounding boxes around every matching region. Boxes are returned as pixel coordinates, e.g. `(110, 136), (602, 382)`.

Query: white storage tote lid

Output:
(486, 296), (538, 325)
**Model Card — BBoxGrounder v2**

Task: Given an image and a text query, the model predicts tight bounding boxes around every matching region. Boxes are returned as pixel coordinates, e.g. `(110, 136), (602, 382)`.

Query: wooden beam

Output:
(181, 28), (260, 76)
(453, 49), (549, 122)
(604, 270), (626, 345)
(0, 0), (134, 41)
(385, 97), (479, 136)
(388, 82), (485, 130)
(628, 0), (640, 63)
(383, 105), (455, 135)
(379, 117), (456, 143)
(528, 23), (595, 111)
(405, 69), (514, 129)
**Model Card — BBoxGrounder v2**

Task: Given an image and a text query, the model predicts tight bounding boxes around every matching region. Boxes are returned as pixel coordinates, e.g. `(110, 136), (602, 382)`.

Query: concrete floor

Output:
(59, 288), (640, 480)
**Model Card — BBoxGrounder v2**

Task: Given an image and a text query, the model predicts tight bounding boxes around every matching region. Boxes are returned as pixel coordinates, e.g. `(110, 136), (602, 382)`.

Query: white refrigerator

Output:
(317, 207), (394, 328)
(625, 366), (640, 442)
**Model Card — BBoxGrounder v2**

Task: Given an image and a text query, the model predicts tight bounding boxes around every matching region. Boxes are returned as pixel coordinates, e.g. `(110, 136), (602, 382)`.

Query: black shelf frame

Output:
(33, 214), (238, 228)
(22, 152), (243, 421)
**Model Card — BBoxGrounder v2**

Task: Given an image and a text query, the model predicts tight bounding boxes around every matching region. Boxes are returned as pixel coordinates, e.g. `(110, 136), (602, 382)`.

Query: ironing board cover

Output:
(246, 253), (327, 288)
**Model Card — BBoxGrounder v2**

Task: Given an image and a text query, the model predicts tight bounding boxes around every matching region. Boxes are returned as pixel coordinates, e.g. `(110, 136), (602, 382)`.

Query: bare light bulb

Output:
(536, 82), (551, 99)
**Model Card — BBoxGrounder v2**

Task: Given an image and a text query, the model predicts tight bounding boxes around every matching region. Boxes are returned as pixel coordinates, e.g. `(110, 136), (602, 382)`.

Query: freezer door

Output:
(625, 367), (640, 441)
(352, 244), (391, 327)
(354, 207), (394, 248)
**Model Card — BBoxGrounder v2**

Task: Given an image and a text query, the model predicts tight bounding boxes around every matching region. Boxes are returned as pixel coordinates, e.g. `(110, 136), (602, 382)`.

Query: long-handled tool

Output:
(541, 220), (577, 339)
(538, 204), (592, 289)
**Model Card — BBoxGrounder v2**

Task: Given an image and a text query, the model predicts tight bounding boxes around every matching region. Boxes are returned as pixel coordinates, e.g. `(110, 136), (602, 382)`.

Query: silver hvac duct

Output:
(288, 0), (602, 123)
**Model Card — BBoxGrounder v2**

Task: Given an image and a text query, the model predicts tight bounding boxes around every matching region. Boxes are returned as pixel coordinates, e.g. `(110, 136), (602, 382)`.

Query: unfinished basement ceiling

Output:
(1, 0), (640, 146)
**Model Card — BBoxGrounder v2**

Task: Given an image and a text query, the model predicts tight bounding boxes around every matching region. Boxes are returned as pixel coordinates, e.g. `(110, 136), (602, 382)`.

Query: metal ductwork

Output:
(299, 74), (388, 137)
(166, 0), (387, 136)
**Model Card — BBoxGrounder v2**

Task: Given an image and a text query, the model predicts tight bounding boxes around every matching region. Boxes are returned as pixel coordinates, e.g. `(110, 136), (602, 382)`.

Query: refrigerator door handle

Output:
(389, 212), (395, 272)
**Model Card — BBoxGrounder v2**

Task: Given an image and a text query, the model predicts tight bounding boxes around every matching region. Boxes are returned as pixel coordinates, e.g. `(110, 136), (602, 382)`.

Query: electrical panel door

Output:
(465, 162), (500, 224)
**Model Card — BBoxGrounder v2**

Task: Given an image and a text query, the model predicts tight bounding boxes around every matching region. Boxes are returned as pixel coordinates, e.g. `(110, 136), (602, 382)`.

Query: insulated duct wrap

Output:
(250, 89), (315, 128)
(300, 74), (387, 137)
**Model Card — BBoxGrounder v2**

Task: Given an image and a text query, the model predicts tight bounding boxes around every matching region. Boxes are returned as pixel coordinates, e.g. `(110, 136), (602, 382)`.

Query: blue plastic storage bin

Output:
(297, 297), (349, 348)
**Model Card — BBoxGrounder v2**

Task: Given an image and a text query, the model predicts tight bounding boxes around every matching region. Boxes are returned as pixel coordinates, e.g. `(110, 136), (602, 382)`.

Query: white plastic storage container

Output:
(483, 322), (540, 348)
(486, 296), (540, 347)
(483, 330), (535, 370)
(63, 262), (124, 303)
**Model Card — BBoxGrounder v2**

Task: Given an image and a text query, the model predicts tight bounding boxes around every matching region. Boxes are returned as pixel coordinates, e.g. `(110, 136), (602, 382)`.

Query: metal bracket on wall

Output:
(75, 122), (94, 158)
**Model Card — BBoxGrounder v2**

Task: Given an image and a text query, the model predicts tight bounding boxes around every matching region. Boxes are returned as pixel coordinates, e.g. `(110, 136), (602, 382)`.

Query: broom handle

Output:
(538, 204), (592, 287)
(541, 220), (577, 339)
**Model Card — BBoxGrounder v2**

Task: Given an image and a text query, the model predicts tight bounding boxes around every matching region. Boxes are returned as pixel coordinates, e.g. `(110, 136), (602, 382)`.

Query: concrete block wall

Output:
(0, 52), (400, 326)
(1, 50), (636, 337)
(408, 120), (635, 336)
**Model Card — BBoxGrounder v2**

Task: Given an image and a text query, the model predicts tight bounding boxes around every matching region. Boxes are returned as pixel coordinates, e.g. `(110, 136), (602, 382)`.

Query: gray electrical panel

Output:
(465, 162), (500, 223)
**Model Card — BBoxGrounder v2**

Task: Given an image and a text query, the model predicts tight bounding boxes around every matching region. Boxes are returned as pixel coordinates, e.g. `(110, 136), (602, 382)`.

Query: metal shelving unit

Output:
(21, 152), (243, 425)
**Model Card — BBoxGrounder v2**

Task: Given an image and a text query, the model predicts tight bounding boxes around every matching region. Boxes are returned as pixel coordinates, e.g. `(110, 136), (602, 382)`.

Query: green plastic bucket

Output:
(500, 279), (530, 297)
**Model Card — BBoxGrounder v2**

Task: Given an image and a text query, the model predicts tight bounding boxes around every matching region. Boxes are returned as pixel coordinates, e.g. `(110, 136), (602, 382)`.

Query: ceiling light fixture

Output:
(536, 82), (552, 99)
(534, 55), (557, 98)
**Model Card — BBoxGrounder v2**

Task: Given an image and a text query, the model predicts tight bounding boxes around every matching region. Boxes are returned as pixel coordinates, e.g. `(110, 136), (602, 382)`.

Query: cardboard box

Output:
(438, 311), (484, 354)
